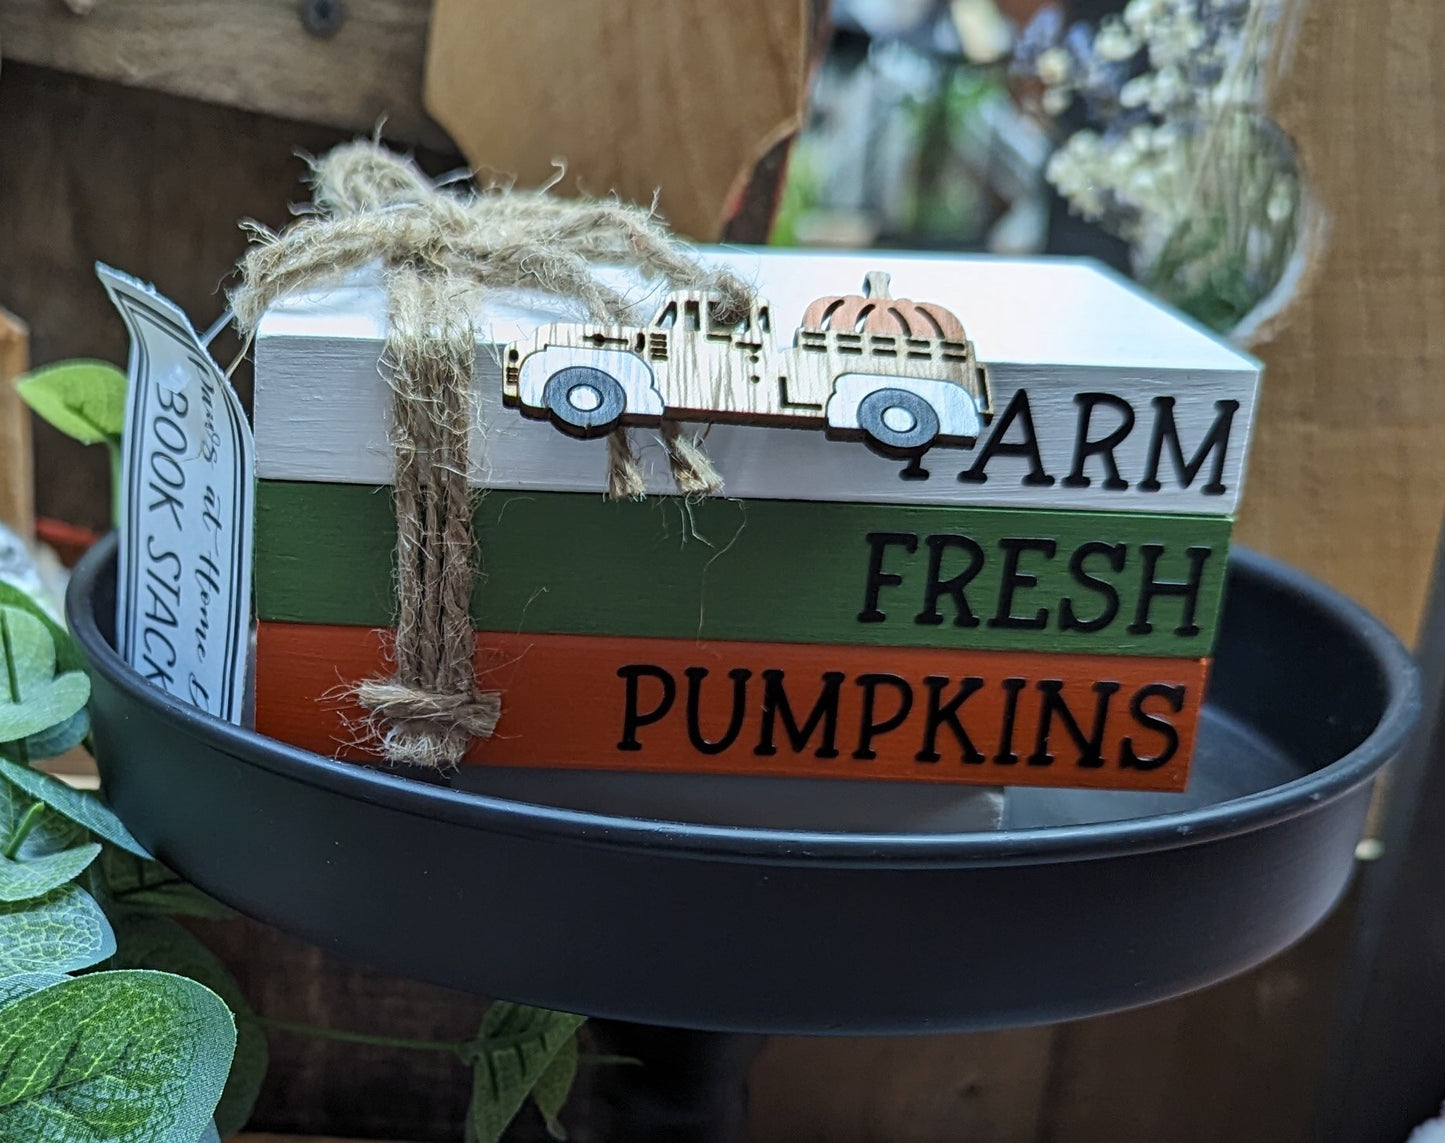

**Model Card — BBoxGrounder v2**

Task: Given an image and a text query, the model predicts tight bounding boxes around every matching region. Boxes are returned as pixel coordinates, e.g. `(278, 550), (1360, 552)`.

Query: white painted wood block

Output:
(254, 249), (1261, 514)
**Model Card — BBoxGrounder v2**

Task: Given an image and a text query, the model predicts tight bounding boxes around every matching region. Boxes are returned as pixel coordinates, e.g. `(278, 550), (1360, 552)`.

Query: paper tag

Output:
(98, 264), (254, 724)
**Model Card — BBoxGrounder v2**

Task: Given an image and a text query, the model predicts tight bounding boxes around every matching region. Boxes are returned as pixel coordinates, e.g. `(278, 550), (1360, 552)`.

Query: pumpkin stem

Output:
(863, 271), (892, 300)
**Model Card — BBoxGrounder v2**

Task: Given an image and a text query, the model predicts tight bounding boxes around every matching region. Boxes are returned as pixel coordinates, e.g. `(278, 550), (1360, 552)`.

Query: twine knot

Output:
(232, 140), (755, 768)
(351, 680), (503, 770)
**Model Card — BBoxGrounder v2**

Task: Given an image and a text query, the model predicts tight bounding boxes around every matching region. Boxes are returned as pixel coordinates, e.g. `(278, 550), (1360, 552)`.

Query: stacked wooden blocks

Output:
(251, 252), (1258, 796)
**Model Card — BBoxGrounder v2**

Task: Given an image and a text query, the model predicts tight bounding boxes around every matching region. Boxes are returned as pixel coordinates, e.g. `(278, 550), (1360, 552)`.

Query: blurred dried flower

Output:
(1036, 46), (1073, 85)
(1094, 20), (1140, 62)
(1014, 0), (1304, 334)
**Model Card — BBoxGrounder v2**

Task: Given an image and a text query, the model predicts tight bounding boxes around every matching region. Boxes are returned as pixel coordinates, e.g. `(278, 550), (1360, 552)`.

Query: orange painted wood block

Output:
(255, 622), (1209, 792)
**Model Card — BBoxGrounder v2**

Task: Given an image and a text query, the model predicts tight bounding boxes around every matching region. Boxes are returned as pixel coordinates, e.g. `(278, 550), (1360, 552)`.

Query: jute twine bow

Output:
(231, 141), (755, 768)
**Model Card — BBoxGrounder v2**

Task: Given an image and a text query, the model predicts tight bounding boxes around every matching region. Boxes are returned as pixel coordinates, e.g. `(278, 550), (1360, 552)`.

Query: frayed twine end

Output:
(661, 422), (724, 497)
(350, 678), (501, 770)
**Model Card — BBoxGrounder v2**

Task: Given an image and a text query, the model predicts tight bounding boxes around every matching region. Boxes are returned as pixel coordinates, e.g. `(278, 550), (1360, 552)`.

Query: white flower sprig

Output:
(1014, 0), (1302, 333)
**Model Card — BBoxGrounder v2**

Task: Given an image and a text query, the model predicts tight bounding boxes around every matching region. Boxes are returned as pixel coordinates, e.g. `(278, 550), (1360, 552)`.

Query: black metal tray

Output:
(68, 537), (1419, 1034)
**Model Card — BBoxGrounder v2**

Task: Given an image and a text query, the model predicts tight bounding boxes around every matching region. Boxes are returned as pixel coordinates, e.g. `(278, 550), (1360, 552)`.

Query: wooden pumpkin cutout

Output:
(800, 271), (970, 341)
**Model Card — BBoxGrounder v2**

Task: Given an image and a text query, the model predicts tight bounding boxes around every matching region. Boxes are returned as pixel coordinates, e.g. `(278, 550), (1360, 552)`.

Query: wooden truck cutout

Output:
(502, 272), (992, 456)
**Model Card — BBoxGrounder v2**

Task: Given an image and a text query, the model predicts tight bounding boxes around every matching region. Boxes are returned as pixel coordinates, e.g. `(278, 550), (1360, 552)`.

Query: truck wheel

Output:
(542, 366), (626, 437)
(857, 388), (939, 455)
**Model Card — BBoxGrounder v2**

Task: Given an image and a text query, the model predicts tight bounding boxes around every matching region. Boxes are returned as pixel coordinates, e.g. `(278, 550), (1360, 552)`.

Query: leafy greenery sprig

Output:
(3, 360), (604, 1141)
(0, 601), (236, 1141)
(16, 361), (127, 524)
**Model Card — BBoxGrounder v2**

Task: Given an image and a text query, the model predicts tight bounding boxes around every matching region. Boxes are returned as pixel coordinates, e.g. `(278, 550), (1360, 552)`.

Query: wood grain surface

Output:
(254, 620), (1208, 791)
(749, 1028), (1058, 1143)
(0, 0), (447, 149)
(0, 308), (32, 535)
(425, 0), (809, 240)
(190, 915), (490, 1142)
(1235, 0), (1445, 643)
(0, 63), (432, 532)
(255, 481), (1232, 657)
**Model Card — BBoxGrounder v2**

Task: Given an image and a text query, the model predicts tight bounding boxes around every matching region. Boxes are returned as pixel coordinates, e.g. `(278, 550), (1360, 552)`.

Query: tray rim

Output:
(67, 535), (1420, 870)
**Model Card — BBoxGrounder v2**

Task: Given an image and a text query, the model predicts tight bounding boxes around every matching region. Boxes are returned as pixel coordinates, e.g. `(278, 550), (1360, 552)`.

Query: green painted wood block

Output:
(254, 481), (1232, 657)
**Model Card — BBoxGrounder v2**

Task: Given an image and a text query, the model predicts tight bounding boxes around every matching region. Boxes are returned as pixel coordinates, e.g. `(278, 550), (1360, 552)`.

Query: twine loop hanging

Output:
(232, 141), (754, 768)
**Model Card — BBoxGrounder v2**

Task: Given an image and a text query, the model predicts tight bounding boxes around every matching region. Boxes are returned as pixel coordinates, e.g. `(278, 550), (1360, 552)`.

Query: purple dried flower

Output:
(1010, 4), (1064, 74)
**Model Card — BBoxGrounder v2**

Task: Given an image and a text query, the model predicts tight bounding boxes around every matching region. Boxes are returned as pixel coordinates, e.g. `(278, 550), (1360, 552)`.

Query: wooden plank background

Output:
(425, 0), (809, 238)
(0, 0), (445, 147)
(0, 0), (813, 239)
(1231, 0), (1445, 642)
(0, 308), (31, 535)
(1, 0), (1442, 1132)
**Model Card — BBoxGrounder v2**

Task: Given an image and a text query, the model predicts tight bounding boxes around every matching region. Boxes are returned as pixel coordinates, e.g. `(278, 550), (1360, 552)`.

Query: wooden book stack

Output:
(251, 251), (1259, 802)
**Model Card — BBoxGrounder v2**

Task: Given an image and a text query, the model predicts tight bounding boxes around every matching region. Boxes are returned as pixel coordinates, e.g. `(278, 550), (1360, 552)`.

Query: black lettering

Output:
(617, 664), (676, 750)
(1129, 545), (1210, 636)
(157, 387), (189, 418)
(151, 413), (187, 456)
(857, 532), (917, 623)
(1062, 393), (1135, 490)
(147, 482), (185, 531)
(194, 554), (222, 596)
(149, 448), (185, 491)
(1121, 683), (1186, 770)
(853, 674), (913, 760)
(144, 565), (181, 604)
(201, 486), (223, 537)
(1059, 542), (1126, 633)
(898, 454), (929, 481)
(994, 677), (1027, 764)
(915, 676), (986, 764)
(142, 583), (179, 629)
(988, 537), (1057, 630)
(1028, 679), (1121, 767)
(1138, 396), (1239, 495)
(141, 628), (177, 682)
(684, 667), (751, 755)
(755, 670), (844, 757)
(140, 656), (175, 688)
(957, 389), (1054, 486)
(145, 536), (182, 583)
(913, 535), (984, 628)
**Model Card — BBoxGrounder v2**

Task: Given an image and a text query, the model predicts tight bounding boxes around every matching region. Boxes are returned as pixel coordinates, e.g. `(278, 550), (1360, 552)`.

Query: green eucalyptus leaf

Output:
(0, 972), (67, 1006)
(464, 1003), (587, 1143)
(0, 883), (115, 975)
(16, 360), (127, 445)
(1, 605), (53, 684)
(0, 968), (235, 1143)
(0, 671), (89, 744)
(114, 914), (268, 1137)
(0, 841), (101, 902)
(0, 607), (91, 743)
(0, 757), (150, 858)
(532, 1030), (579, 1140)
(2, 707), (91, 763)
(0, 581), (85, 676)
(100, 845), (235, 918)
(0, 777), (83, 860)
